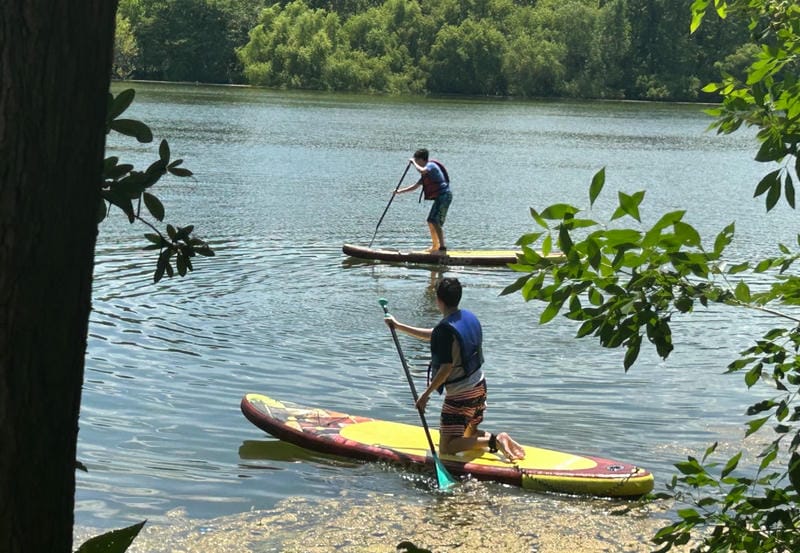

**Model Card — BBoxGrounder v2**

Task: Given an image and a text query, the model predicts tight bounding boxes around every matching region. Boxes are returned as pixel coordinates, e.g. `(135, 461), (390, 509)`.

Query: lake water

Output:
(75, 82), (793, 552)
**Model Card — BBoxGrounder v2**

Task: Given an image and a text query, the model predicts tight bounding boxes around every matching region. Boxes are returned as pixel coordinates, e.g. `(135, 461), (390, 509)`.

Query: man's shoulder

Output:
(432, 320), (457, 340)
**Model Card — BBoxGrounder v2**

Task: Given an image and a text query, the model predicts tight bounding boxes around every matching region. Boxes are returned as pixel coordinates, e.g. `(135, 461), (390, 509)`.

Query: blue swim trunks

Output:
(427, 190), (452, 226)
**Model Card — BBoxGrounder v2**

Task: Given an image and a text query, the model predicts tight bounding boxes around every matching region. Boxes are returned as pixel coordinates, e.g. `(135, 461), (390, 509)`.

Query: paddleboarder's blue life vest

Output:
(420, 160), (450, 201)
(429, 309), (484, 394)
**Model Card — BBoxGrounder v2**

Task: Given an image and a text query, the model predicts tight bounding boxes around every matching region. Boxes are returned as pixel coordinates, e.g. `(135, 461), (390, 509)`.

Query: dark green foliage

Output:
(425, 19), (508, 95)
(118, 0), (269, 83)
(75, 521), (145, 553)
(117, 0), (755, 99)
(102, 89), (215, 282)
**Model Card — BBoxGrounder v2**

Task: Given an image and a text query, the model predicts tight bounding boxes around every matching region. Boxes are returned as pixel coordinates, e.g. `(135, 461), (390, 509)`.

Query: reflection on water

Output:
(77, 83), (789, 546)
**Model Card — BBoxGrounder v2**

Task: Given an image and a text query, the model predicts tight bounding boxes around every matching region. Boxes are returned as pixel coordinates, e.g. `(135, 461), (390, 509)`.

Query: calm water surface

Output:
(76, 82), (793, 551)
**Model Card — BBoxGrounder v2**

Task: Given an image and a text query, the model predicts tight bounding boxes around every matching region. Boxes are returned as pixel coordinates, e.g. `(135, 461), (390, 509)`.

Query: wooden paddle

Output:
(378, 298), (458, 490)
(368, 162), (411, 248)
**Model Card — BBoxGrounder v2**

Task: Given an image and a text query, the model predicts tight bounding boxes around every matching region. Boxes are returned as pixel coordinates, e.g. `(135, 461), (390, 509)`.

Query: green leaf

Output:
(713, 223), (735, 255)
(539, 301), (561, 324)
(755, 170), (780, 197)
(587, 238), (601, 270)
(721, 452), (741, 478)
(702, 441), (718, 461)
(516, 232), (544, 247)
(615, 191), (644, 222)
(786, 172), (795, 209)
(727, 261), (750, 274)
(143, 192), (165, 222)
(603, 229), (642, 247)
(755, 135), (786, 163)
(540, 203), (579, 220)
(789, 452), (800, 493)
(745, 416), (769, 437)
(588, 287), (603, 306)
(623, 335), (641, 371)
(110, 119), (153, 143)
(107, 89), (136, 122)
(677, 508), (702, 522)
(168, 167), (193, 177)
(76, 520), (146, 553)
(500, 275), (530, 296)
(589, 167), (605, 207)
(674, 221), (701, 247)
(177, 252), (188, 276)
(734, 281), (751, 302)
(542, 234), (552, 257)
(159, 139), (170, 163)
(766, 179), (781, 211)
(530, 208), (548, 229)
(675, 458), (704, 475)
(744, 363), (762, 387)
(674, 296), (693, 313)
(689, 0), (708, 33)
(558, 224), (573, 254)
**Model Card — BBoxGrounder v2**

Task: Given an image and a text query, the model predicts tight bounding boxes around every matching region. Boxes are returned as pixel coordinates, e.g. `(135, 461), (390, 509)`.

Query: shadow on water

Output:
(238, 439), (362, 470)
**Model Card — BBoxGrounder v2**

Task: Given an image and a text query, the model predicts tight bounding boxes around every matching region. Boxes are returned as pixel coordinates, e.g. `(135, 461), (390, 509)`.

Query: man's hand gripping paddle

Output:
(379, 298), (458, 490)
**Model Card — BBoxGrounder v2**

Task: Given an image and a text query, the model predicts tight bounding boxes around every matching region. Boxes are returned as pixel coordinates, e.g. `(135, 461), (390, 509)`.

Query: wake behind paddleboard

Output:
(240, 393), (654, 497)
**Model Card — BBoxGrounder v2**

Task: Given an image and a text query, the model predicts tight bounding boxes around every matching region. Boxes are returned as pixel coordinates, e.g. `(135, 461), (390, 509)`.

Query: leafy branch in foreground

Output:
(506, 0), (799, 549)
(101, 88), (214, 282)
(505, 167), (800, 552)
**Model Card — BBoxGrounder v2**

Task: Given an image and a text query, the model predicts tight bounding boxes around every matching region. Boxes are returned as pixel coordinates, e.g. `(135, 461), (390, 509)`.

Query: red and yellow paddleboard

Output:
(241, 393), (654, 497)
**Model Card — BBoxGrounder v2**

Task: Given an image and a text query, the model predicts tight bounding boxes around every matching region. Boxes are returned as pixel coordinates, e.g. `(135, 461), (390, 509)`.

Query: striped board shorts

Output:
(440, 380), (487, 437)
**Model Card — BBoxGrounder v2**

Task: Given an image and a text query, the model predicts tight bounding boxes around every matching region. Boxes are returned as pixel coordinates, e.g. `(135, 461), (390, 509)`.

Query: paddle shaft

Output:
(380, 305), (440, 456)
(368, 162), (412, 248)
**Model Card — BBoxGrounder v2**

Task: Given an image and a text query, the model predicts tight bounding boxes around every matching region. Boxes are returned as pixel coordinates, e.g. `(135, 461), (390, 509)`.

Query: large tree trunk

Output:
(0, 1), (118, 551)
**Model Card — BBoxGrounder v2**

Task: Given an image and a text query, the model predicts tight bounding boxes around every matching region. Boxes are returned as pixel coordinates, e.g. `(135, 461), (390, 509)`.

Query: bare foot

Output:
(497, 432), (526, 461)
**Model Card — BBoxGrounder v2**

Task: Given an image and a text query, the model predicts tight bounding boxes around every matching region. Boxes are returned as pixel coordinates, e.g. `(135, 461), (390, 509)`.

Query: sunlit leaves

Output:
(508, 170), (733, 372)
(611, 190), (644, 222)
(690, 0), (709, 33)
(607, 3), (800, 552)
(589, 167), (605, 207)
(713, 223), (735, 256)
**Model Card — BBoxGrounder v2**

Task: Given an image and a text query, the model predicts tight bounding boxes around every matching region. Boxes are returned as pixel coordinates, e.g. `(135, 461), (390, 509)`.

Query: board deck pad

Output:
(241, 393), (654, 497)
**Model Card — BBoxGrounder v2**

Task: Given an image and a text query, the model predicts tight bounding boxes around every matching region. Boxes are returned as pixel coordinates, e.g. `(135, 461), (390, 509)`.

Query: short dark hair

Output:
(436, 277), (462, 308)
(413, 148), (429, 162)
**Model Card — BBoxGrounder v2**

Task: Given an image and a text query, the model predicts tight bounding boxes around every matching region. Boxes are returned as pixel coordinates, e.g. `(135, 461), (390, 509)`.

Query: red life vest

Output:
(421, 160), (450, 200)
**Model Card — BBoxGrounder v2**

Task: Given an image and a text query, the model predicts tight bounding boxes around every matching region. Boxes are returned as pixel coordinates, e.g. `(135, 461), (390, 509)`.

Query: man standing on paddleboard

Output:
(393, 148), (452, 253)
(384, 277), (526, 461)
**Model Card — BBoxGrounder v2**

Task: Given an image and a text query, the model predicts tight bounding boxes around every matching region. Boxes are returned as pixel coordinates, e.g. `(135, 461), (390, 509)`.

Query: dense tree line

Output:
(116, 0), (751, 99)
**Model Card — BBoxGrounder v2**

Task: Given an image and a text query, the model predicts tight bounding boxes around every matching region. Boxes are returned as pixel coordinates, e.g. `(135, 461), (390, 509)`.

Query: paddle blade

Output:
(433, 455), (458, 490)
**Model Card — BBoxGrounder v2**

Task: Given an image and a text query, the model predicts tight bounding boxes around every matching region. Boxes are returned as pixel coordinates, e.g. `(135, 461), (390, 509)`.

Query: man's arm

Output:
(384, 315), (432, 340)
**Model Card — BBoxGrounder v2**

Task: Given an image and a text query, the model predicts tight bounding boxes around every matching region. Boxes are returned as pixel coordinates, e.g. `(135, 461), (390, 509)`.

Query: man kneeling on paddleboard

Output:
(384, 277), (526, 461)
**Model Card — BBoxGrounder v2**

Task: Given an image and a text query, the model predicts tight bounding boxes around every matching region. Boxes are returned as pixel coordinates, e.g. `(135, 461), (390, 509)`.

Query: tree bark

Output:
(0, 1), (118, 551)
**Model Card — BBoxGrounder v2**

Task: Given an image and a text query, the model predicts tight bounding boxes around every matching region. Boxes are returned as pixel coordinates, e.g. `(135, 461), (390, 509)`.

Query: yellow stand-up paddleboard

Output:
(342, 243), (565, 267)
(241, 393), (654, 497)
